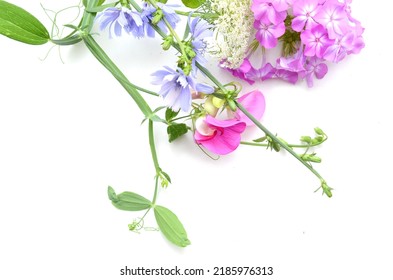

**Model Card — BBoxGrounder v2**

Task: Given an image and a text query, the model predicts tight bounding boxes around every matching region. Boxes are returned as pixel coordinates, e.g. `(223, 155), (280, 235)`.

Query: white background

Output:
(1, 1), (392, 279)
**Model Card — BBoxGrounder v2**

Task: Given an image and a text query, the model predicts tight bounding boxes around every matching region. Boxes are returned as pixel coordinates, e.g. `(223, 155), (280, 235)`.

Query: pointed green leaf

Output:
(0, 1), (49, 45)
(108, 187), (151, 211)
(154, 205), (190, 247)
(165, 108), (180, 122)
(167, 123), (188, 142)
(181, 0), (206, 9)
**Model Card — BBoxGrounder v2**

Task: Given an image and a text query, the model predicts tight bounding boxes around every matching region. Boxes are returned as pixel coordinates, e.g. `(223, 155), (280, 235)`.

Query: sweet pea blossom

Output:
(304, 56), (328, 87)
(234, 90), (266, 126)
(151, 67), (214, 112)
(194, 116), (246, 155)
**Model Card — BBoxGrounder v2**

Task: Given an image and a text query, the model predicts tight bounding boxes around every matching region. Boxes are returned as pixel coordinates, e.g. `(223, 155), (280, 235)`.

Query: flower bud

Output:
(300, 136), (312, 144)
(152, 9), (163, 25)
(162, 35), (173, 51)
(314, 127), (325, 136)
(203, 96), (219, 116)
(322, 183), (333, 198)
(212, 96), (225, 109)
(185, 45), (196, 59)
(301, 153), (322, 163)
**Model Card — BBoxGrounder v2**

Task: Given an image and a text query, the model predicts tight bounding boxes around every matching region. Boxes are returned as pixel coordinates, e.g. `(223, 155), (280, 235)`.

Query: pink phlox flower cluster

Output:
(229, 0), (364, 87)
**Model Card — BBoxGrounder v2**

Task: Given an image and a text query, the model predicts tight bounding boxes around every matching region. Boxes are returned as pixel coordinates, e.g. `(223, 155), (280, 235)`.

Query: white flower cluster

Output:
(208, 0), (254, 69)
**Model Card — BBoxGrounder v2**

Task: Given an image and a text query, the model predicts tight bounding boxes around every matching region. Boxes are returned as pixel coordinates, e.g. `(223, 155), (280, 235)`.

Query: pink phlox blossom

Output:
(251, 0), (287, 24)
(276, 48), (306, 74)
(304, 56), (328, 87)
(254, 19), (286, 49)
(291, 0), (320, 32)
(314, 0), (349, 39)
(301, 24), (334, 58)
(323, 31), (355, 62)
(246, 63), (276, 82)
(274, 69), (299, 84)
(194, 116), (246, 155)
(226, 59), (256, 85)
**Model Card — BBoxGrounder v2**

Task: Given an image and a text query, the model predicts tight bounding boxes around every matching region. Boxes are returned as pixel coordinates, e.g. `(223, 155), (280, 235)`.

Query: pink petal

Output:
(235, 90), (266, 126)
(194, 116), (246, 155)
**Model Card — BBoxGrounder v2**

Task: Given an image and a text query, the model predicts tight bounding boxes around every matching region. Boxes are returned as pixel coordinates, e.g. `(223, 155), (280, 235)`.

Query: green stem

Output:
(82, 34), (154, 117)
(51, 35), (82, 45)
(240, 138), (327, 149)
(148, 120), (160, 173)
(196, 62), (227, 92)
(148, 120), (161, 205)
(236, 102), (327, 185)
(152, 176), (159, 206)
(175, 10), (204, 17)
(81, 0), (100, 32)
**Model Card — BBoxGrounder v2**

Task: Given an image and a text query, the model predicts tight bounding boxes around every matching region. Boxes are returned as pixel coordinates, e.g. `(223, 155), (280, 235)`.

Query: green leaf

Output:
(165, 108), (180, 122)
(154, 205), (190, 247)
(108, 187), (151, 211)
(167, 123), (188, 142)
(181, 0), (206, 9)
(253, 136), (267, 143)
(157, 0), (169, 3)
(107, 186), (119, 202)
(0, 1), (49, 45)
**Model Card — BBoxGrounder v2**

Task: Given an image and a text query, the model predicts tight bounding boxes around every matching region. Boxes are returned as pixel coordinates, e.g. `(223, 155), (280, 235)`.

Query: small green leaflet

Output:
(108, 186), (151, 211)
(0, 1), (49, 45)
(181, 0), (206, 9)
(154, 205), (191, 247)
(165, 108), (180, 122)
(167, 123), (188, 143)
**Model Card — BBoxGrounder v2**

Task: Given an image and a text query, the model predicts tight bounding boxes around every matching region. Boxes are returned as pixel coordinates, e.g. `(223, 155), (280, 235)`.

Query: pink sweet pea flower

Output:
(194, 116), (246, 155)
(235, 90), (266, 126)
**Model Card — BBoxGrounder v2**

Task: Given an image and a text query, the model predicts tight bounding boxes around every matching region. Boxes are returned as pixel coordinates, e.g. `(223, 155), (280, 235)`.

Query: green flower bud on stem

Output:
(322, 182), (333, 198)
(314, 127), (325, 136)
(301, 153), (322, 163)
(300, 136), (312, 144)
(152, 9), (164, 25)
(162, 35), (173, 50)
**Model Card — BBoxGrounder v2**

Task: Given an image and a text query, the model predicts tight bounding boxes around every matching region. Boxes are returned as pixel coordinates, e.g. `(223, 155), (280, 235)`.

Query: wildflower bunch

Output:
(0, 0), (364, 247)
